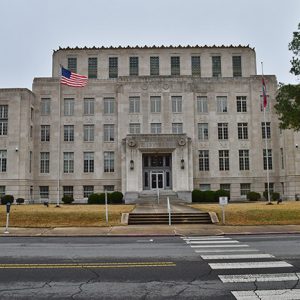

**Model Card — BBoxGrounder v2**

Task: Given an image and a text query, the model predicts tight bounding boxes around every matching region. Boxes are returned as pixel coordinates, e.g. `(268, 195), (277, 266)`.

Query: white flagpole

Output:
(56, 67), (61, 207)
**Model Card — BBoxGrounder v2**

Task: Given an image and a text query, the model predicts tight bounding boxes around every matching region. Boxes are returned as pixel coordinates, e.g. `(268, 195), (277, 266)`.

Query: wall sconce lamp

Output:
(180, 159), (185, 169)
(130, 159), (134, 170)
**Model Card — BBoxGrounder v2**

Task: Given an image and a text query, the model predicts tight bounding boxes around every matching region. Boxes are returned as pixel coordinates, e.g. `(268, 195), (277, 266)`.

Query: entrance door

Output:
(151, 172), (164, 189)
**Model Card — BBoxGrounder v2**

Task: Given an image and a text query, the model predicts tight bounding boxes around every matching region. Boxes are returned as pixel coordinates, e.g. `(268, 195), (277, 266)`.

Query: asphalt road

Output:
(0, 234), (299, 299)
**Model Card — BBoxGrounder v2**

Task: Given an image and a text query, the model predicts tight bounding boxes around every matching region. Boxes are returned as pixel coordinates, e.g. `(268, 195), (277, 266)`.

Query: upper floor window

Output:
(171, 96), (182, 113)
(0, 150), (7, 172)
(150, 56), (159, 76)
(40, 98), (51, 115)
(129, 96), (140, 113)
(219, 150), (229, 171)
(191, 56), (201, 76)
(216, 96), (227, 113)
(199, 150), (209, 171)
(260, 95), (270, 112)
(83, 124), (94, 142)
(232, 56), (242, 77)
(104, 151), (114, 172)
(237, 122), (248, 140)
(236, 96), (247, 112)
(198, 123), (209, 140)
(64, 98), (74, 116)
(0, 105), (8, 136)
(109, 57), (118, 78)
(40, 152), (49, 173)
(104, 98), (115, 114)
(280, 147), (284, 169)
(84, 152), (94, 173)
(262, 122), (271, 139)
(104, 124), (115, 142)
(218, 123), (228, 140)
(197, 96), (208, 113)
(84, 98), (94, 115)
(263, 149), (273, 170)
(172, 123), (183, 134)
(171, 56), (180, 75)
(41, 125), (50, 142)
(150, 96), (161, 113)
(212, 56), (221, 77)
(129, 57), (139, 76)
(64, 125), (74, 142)
(63, 152), (74, 173)
(88, 57), (98, 79)
(129, 123), (141, 134)
(151, 123), (161, 134)
(239, 149), (250, 170)
(68, 57), (77, 73)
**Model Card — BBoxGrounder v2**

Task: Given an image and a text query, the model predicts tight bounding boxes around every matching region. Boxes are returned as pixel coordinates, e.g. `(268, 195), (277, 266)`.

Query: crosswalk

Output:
(182, 235), (300, 300)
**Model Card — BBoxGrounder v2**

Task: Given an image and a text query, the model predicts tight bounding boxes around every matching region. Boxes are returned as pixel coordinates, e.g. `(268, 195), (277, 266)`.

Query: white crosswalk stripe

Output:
(201, 253), (274, 260)
(191, 244), (249, 248)
(209, 261), (293, 269)
(195, 249), (259, 253)
(187, 240), (240, 244)
(232, 289), (300, 299)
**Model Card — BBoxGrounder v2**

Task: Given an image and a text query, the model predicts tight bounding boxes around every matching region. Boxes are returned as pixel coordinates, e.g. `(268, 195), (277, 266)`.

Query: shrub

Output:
(247, 191), (261, 201)
(88, 193), (105, 204)
(16, 198), (25, 205)
(192, 189), (205, 202)
(61, 195), (74, 204)
(1, 195), (14, 205)
(214, 189), (230, 202)
(263, 190), (271, 200)
(203, 190), (216, 202)
(109, 191), (123, 204)
(271, 192), (280, 201)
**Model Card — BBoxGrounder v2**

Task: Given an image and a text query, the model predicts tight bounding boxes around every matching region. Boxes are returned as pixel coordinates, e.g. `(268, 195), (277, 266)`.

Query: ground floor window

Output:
(83, 185), (94, 198)
(39, 186), (49, 199)
(220, 184), (230, 192)
(0, 185), (5, 197)
(199, 184), (211, 191)
(63, 186), (73, 197)
(104, 185), (114, 192)
(240, 183), (251, 196)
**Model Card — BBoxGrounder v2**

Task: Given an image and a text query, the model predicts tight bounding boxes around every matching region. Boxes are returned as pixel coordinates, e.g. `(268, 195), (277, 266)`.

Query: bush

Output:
(214, 189), (230, 202)
(61, 195), (74, 204)
(109, 191), (123, 204)
(271, 192), (280, 201)
(1, 195), (14, 205)
(247, 191), (261, 201)
(203, 190), (216, 202)
(16, 198), (25, 205)
(88, 193), (105, 204)
(192, 189), (205, 202)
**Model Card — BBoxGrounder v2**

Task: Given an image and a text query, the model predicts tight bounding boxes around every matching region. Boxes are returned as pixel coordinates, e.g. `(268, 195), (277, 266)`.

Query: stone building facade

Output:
(0, 45), (299, 203)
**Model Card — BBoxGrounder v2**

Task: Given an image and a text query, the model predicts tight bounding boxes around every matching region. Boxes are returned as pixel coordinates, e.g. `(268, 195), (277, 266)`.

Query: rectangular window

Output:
(0, 186), (5, 197)
(280, 147), (284, 169)
(129, 123), (141, 134)
(150, 56), (159, 76)
(199, 150), (209, 171)
(191, 56), (201, 76)
(172, 123), (183, 134)
(83, 124), (94, 142)
(239, 149), (250, 170)
(150, 123), (161, 134)
(171, 96), (182, 113)
(88, 57), (97, 78)
(263, 149), (273, 170)
(217, 96), (227, 113)
(83, 185), (94, 198)
(104, 124), (115, 142)
(237, 123), (248, 140)
(41, 98), (51, 115)
(220, 184), (230, 192)
(63, 186), (73, 197)
(232, 56), (242, 77)
(260, 95), (270, 111)
(84, 152), (94, 173)
(218, 123), (228, 140)
(0, 105), (8, 136)
(109, 57), (118, 78)
(40, 152), (49, 173)
(198, 123), (209, 140)
(197, 96), (208, 113)
(39, 186), (49, 199)
(64, 98), (74, 116)
(129, 96), (140, 113)
(212, 56), (221, 77)
(104, 98), (115, 114)
(150, 96), (161, 113)
(31, 107), (34, 121)
(29, 151), (32, 173)
(104, 185), (114, 191)
(199, 184), (211, 191)
(129, 57), (139, 76)
(264, 182), (274, 193)
(68, 58), (77, 73)
(240, 183), (251, 196)
(219, 150), (229, 171)
(104, 151), (114, 172)
(41, 125), (50, 142)
(64, 125), (74, 142)
(63, 152), (74, 173)
(262, 122), (271, 139)
(0, 150), (7, 172)
(236, 96), (247, 112)
(171, 56), (180, 75)
(84, 98), (95, 115)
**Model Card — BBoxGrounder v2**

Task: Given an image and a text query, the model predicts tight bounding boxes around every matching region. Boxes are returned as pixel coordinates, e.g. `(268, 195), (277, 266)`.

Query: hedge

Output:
(61, 195), (74, 204)
(88, 192), (124, 204)
(192, 189), (230, 203)
(1, 195), (14, 205)
(247, 191), (261, 201)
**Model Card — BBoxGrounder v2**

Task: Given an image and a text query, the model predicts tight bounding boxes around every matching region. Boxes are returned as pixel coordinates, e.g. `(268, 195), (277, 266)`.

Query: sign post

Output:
(4, 202), (11, 234)
(219, 197), (228, 225)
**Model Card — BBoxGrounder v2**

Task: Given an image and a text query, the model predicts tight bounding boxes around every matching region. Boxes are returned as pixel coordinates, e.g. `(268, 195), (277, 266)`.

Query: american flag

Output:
(262, 77), (268, 108)
(61, 66), (88, 87)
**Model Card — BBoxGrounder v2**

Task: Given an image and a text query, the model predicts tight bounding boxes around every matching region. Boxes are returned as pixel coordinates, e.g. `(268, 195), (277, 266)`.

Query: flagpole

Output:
(56, 67), (61, 207)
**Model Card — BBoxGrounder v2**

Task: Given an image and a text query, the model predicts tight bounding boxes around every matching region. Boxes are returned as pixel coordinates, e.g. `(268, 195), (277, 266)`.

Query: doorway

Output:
(151, 171), (164, 189)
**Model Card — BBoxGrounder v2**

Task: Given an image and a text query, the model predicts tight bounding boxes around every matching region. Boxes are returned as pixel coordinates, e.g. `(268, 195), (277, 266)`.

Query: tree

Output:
(289, 23), (300, 76)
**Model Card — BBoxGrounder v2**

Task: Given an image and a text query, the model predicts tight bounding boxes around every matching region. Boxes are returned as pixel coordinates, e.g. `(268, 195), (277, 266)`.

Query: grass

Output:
(190, 201), (300, 225)
(0, 204), (135, 227)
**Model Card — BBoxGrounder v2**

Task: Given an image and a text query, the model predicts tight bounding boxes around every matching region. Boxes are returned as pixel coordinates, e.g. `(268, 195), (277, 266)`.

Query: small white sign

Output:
(219, 197), (228, 206)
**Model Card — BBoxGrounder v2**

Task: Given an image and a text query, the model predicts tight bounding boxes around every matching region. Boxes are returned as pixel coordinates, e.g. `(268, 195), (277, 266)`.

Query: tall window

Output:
(68, 57), (77, 73)
(64, 98), (74, 116)
(172, 123), (183, 134)
(216, 96), (227, 113)
(88, 57), (97, 78)
(104, 151), (114, 172)
(63, 152), (74, 173)
(39, 186), (49, 199)
(239, 149), (249, 170)
(151, 123), (161, 134)
(237, 123), (248, 140)
(109, 57), (118, 78)
(232, 56), (242, 77)
(0, 150), (7, 172)
(191, 56), (201, 76)
(40, 152), (49, 173)
(129, 57), (139, 76)
(171, 96), (182, 113)
(41, 125), (50, 142)
(41, 98), (51, 115)
(197, 96), (208, 113)
(0, 105), (8, 136)
(212, 56), (221, 77)
(64, 125), (74, 142)
(29, 151), (32, 173)
(199, 150), (209, 171)
(198, 123), (209, 140)
(84, 152), (94, 173)
(280, 147), (284, 169)
(129, 96), (140, 113)
(236, 96), (247, 112)
(263, 149), (273, 170)
(83, 186), (94, 198)
(150, 96), (161, 113)
(260, 95), (270, 112)
(63, 186), (73, 197)
(84, 98), (94, 115)
(129, 123), (141, 134)
(150, 56), (159, 76)
(104, 124), (115, 142)
(171, 56), (180, 75)
(218, 123), (228, 140)
(262, 122), (271, 139)
(83, 124), (94, 142)
(240, 183), (251, 196)
(265, 182), (274, 193)
(104, 98), (115, 114)
(219, 150), (229, 171)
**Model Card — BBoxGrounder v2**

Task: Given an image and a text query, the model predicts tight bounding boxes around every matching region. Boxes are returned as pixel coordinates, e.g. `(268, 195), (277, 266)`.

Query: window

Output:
(212, 56), (221, 77)
(104, 124), (115, 142)
(104, 151), (114, 172)
(198, 123), (208, 140)
(217, 96), (227, 113)
(0, 105), (8, 136)
(239, 149), (249, 170)
(199, 184), (211, 191)
(88, 57), (97, 78)
(64, 98), (74, 116)
(129, 57), (139, 76)
(150, 96), (161, 113)
(83, 186), (94, 198)
(260, 95), (270, 111)
(84, 152), (94, 173)
(63, 186), (73, 197)
(84, 98), (94, 115)
(191, 56), (201, 76)
(197, 96), (208, 113)
(104, 185), (114, 191)
(172, 123), (183, 134)
(171, 96), (182, 113)
(129, 123), (141, 134)
(240, 183), (251, 196)
(68, 58), (77, 73)
(218, 123), (228, 140)
(236, 96), (247, 112)
(83, 124), (94, 142)
(280, 147), (284, 169)
(264, 182), (274, 194)
(109, 57), (118, 78)
(39, 186), (49, 199)
(232, 56), (242, 77)
(171, 56), (180, 75)
(64, 125), (74, 142)
(220, 184), (230, 192)
(104, 98), (115, 114)
(262, 122), (271, 139)
(199, 150), (209, 171)
(63, 152), (74, 173)
(0, 186), (6, 197)
(41, 125), (50, 142)
(263, 149), (273, 170)
(29, 151), (32, 173)
(40, 152), (49, 173)
(129, 96), (140, 113)
(150, 123), (161, 134)
(219, 150), (229, 171)
(31, 107), (34, 121)
(0, 150), (7, 172)
(41, 98), (51, 115)
(150, 56), (159, 76)
(237, 123), (248, 140)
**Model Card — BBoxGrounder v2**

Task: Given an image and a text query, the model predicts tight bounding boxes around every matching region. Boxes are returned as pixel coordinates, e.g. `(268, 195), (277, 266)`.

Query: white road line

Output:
(209, 261), (293, 269)
(201, 254), (274, 260)
(187, 240), (240, 244)
(219, 272), (300, 283)
(181, 236), (228, 239)
(195, 249), (259, 253)
(191, 244), (249, 248)
(232, 289), (300, 299)
(183, 237), (232, 241)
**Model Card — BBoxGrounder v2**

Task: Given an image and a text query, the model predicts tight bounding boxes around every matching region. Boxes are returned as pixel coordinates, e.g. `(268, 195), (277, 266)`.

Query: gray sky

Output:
(0, 0), (299, 89)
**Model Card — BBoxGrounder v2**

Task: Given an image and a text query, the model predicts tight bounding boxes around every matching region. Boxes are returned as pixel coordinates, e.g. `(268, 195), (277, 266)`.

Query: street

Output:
(0, 234), (299, 299)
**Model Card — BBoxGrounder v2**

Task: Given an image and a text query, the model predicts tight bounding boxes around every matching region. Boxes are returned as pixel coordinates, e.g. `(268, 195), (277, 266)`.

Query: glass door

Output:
(151, 172), (164, 189)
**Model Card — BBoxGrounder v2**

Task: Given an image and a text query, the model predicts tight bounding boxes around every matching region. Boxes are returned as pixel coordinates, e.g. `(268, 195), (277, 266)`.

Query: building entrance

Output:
(151, 171), (164, 189)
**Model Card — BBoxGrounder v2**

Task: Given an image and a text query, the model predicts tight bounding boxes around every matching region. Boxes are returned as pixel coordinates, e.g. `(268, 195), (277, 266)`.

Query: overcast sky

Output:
(0, 0), (299, 89)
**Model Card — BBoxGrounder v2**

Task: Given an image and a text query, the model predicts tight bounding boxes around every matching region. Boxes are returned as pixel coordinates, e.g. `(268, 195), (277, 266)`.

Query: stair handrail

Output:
(167, 197), (171, 226)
